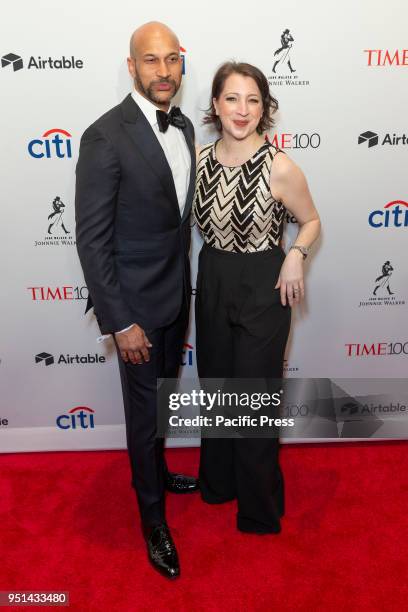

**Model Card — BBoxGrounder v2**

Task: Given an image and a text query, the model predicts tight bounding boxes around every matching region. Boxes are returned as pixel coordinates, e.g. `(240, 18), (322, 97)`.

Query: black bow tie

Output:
(156, 106), (186, 133)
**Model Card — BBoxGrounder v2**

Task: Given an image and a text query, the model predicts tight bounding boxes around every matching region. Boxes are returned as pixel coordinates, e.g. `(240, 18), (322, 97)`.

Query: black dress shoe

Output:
(165, 472), (199, 494)
(144, 523), (180, 580)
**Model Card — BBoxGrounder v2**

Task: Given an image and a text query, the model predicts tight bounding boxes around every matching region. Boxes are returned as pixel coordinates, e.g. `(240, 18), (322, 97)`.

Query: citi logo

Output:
(180, 46), (186, 74)
(359, 131), (408, 147)
(56, 406), (95, 430)
(1, 52), (83, 72)
(364, 49), (408, 66)
(1, 53), (23, 72)
(181, 343), (194, 366)
(35, 352), (106, 366)
(368, 200), (408, 228)
(28, 129), (72, 159)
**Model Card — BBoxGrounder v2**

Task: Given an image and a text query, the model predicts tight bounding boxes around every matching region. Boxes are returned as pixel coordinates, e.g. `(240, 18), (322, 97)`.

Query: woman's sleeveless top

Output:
(194, 140), (286, 253)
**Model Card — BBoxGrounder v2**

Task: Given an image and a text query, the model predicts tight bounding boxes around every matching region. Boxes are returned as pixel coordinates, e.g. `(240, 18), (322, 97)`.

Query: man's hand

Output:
(114, 324), (152, 365)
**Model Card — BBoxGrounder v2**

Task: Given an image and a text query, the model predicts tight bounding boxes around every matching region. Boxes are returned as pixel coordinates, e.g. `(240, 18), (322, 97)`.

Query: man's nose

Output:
(157, 60), (170, 78)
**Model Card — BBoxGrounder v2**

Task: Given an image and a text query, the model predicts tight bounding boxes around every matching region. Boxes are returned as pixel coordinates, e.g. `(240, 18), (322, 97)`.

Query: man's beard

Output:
(135, 71), (179, 105)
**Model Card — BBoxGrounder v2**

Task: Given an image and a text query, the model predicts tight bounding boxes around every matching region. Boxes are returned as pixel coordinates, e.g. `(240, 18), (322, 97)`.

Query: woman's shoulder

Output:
(196, 141), (214, 163)
(264, 139), (287, 159)
(268, 145), (304, 185)
(196, 142), (214, 155)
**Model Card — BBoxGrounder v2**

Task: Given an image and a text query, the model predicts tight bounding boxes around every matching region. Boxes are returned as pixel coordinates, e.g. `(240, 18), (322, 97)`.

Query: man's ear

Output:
(127, 56), (136, 79)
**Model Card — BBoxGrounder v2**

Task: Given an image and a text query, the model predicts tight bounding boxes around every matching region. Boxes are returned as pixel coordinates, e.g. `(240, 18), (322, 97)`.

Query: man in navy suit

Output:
(75, 22), (197, 580)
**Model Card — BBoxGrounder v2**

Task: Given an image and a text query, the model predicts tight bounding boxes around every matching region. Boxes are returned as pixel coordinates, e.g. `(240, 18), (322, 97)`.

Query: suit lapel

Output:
(120, 94), (196, 223)
(120, 94), (180, 217)
(180, 120), (196, 223)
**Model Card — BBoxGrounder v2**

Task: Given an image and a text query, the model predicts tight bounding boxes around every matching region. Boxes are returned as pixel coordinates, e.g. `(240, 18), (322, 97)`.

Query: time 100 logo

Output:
(270, 132), (321, 149)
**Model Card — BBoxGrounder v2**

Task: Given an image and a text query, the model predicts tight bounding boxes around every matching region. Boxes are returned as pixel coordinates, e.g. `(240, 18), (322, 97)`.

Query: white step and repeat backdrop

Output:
(1, 0), (407, 452)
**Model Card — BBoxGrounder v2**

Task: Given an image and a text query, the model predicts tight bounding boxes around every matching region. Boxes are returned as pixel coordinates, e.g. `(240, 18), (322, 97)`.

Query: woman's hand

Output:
(269, 154), (320, 306)
(275, 249), (305, 307)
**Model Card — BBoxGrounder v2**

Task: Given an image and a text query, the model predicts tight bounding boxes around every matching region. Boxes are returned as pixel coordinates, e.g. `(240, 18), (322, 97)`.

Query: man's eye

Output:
(168, 56), (179, 62)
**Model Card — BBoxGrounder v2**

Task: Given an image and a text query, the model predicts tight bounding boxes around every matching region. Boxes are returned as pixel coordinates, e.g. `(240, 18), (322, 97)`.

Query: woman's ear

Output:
(213, 98), (219, 116)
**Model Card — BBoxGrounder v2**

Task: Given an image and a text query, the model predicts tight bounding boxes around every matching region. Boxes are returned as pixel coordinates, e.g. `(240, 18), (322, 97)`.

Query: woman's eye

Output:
(226, 97), (236, 102)
(249, 99), (260, 104)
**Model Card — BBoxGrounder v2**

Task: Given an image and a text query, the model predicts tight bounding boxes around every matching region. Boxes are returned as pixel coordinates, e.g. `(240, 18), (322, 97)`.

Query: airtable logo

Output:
(35, 352), (54, 366)
(368, 200), (408, 228)
(341, 402), (406, 415)
(358, 131), (379, 147)
(28, 129), (72, 159)
(1, 53), (23, 71)
(359, 131), (408, 148)
(1, 52), (83, 71)
(35, 351), (106, 366)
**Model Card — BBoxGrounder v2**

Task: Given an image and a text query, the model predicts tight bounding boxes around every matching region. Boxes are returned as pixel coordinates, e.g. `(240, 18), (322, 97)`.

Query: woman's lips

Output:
(233, 120), (249, 127)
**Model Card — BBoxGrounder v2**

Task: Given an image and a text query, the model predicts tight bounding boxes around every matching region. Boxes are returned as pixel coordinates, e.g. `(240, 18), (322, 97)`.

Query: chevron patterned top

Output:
(194, 140), (286, 253)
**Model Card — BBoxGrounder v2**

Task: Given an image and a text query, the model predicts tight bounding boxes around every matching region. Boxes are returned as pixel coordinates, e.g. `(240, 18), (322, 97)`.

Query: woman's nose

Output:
(237, 102), (249, 116)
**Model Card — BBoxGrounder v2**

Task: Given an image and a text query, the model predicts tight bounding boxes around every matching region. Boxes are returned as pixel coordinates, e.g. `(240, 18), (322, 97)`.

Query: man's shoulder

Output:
(81, 96), (129, 141)
(93, 102), (123, 127)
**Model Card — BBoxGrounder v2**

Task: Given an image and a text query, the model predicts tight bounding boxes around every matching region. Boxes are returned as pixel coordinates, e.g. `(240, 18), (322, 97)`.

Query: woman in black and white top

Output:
(194, 61), (320, 534)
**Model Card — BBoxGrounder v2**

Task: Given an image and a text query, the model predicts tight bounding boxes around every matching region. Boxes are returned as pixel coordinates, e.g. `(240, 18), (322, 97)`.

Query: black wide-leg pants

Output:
(116, 301), (189, 528)
(195, 243), (291, 533)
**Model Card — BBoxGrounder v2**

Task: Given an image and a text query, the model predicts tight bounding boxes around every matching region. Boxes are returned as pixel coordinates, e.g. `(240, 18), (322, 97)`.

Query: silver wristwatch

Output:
(289, 245), (309, 259)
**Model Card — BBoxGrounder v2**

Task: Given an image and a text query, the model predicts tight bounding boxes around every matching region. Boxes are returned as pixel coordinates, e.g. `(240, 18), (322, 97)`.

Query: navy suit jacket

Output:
(75, 93), (196, 334)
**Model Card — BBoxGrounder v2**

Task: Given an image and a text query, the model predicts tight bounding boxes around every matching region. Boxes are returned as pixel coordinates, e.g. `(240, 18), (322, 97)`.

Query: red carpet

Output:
(0, 442), (407, 611)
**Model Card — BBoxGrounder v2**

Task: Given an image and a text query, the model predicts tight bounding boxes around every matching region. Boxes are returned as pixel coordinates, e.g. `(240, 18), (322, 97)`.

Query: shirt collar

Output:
(131, 87), (173, 127)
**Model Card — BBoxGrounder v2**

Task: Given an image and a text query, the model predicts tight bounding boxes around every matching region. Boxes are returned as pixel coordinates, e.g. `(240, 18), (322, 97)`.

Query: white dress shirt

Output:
(96, 88), (191, 343)
(131, 88), (191, 216)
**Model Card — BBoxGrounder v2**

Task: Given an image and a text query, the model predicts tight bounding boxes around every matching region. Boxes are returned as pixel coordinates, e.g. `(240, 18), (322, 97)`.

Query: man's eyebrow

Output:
(142, 51), (179, 58)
